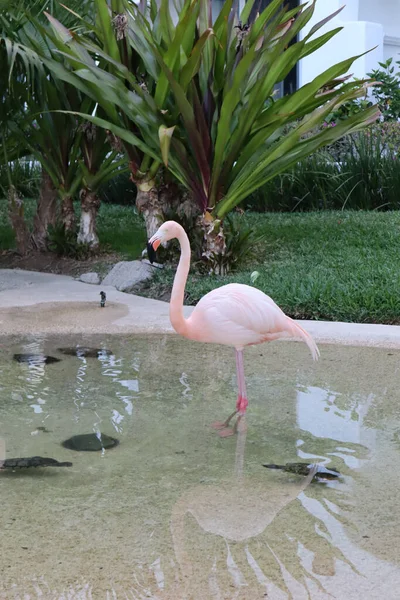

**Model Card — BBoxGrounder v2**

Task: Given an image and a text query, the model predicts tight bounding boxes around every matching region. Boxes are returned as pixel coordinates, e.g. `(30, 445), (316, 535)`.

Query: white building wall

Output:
(299, 0), (386, 87)
(383, 41), (400, 61)
(359, 0), (400, 64)
(359, 0), (400, 39)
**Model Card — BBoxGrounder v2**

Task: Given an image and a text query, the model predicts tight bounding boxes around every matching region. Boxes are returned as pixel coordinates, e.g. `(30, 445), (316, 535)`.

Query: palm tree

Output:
(1, 0), (123, 249)
(37, 0), (201, 239)
(0, 53), (30, 254)
(77, 118), (127, 246)
(0, 2), (38, 254)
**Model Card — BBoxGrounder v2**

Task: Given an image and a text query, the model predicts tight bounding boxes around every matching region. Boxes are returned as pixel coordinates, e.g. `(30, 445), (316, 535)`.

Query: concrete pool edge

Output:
(1, 268), (400, 348)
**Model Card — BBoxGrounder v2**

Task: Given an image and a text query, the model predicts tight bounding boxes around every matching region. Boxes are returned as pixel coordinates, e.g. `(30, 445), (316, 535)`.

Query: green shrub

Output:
(246, 151), (344, 212)
(325, 96), (374, 125)
(368, 58), (400, 121)
(211, 214), (266, 273)
(338, 124), (400, 210)
(98, 171), (136, 205)
(246, 123), (400, 212)
(47, 222), (92, 259)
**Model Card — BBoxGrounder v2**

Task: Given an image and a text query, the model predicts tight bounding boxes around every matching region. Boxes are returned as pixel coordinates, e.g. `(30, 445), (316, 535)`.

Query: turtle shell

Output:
(58, 347), (112, 358)
(0, 456), (72, 469)
(13, 354), (61, 365)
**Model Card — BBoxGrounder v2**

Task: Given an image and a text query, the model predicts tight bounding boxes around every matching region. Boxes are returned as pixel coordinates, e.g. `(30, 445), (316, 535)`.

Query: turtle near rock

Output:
(0, 456), (72, 471)
(0, 439), (72, 472)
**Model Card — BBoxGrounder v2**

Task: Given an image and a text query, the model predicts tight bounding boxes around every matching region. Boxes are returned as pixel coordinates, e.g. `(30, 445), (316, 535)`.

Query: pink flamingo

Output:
(147, 221), (319, 437)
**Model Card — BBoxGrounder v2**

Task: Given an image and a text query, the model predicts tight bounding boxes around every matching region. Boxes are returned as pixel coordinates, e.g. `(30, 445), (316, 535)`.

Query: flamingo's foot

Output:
(210, 400), (249, 436)
(216, 427), (236, 438)
(211, 414), (246, 437)
(210, 421), (228, 430)
(210, 410), (238, 434)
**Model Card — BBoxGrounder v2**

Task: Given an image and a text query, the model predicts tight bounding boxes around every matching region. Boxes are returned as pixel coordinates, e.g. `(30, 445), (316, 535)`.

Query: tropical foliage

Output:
(2, 0), (380, 266)
(42, 1), (379, 211)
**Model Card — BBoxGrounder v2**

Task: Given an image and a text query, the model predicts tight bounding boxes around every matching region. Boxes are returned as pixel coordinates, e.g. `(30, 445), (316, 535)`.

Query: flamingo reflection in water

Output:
(166, 423), (400, 600)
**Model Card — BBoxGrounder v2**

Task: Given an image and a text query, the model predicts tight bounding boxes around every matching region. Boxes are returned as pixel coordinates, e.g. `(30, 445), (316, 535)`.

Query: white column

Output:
(298, 0), (384, 87)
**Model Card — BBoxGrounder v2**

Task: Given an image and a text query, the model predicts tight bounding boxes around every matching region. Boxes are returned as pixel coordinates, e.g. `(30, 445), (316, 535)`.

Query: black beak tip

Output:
(147, 241), (156, 264)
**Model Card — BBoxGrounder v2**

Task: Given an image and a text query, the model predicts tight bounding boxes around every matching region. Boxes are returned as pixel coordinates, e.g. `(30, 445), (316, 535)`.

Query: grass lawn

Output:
(2, 199), (400, 323)
(95, 203), (146, 259)
(139, 211), (400, 325)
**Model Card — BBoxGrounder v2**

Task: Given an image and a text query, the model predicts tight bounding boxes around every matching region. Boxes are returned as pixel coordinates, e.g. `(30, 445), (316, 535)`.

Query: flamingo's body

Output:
(186, 283), (319, 355)
(148, 221), (319, 436)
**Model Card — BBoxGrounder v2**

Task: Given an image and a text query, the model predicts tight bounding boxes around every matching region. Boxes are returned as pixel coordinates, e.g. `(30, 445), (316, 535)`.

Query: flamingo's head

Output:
(147, 221), (180, 263)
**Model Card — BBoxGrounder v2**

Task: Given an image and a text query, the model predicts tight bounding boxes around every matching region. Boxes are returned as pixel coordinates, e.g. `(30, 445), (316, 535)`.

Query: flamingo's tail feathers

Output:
(288, 319), (320, 361)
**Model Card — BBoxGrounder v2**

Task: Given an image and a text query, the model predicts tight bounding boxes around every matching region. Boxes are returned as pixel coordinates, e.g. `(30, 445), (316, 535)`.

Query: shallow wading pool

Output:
(0, 334), (399, 599)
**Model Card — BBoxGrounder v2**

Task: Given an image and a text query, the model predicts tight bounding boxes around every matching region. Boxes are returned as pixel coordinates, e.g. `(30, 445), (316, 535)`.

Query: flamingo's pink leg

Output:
(236, 349), (248, 415)
(211, 349), (248, 437)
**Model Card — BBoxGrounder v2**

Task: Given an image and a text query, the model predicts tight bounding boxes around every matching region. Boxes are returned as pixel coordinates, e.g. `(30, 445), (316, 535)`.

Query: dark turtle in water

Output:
(0, 456), (72, 470)
(62, 433), (119, 451)
(263, 462), (340, 481)
(13, 353), (61, 365)
(58, 347), (112, 358)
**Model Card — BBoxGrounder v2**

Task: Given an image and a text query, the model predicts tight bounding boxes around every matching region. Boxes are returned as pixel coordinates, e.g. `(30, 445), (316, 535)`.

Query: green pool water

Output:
(0, 335), (399, 599)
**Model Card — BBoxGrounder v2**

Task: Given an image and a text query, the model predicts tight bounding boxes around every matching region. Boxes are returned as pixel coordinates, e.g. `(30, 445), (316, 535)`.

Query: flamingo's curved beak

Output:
(147, 238), (161, 264)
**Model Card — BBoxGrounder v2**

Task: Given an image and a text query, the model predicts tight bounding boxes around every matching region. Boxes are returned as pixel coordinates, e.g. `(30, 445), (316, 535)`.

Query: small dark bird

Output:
(100, 291), (106, 308)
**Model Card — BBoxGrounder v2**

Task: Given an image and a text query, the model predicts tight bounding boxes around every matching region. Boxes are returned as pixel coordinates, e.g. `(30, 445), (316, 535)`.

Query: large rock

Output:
(142, 258), (164, 269)
(62, 433), (119, 452)
(79, 272), (100, 285)
(101, 260), (153, 292)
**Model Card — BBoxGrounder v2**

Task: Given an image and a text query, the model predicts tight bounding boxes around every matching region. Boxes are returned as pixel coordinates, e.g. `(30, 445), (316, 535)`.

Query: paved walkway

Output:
(1, 268), (400, 347)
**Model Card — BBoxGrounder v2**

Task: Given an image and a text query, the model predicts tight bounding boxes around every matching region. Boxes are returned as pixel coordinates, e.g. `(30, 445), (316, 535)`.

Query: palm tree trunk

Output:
(135, 180), (163, 240)
(135, 176), (193, 240)
(197, 213), (227, 275)
(77, 188), (100, 246)
(61, 195), (75, 231)
(7, 185), (29, 255)
(30, 169), (58, 251)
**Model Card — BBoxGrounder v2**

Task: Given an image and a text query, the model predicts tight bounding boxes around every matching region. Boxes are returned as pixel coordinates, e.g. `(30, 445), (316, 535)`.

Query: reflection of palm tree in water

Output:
(169, 422), (373, 600)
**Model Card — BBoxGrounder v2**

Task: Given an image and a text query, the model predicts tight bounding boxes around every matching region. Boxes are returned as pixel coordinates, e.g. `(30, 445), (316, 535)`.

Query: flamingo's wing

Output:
(189, 283), (289, 347)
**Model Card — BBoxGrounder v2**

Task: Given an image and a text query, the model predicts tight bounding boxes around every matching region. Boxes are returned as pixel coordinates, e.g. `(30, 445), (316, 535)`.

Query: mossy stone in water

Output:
(62, 433), (119, 452)
(13, 354), (61, 365)
(58, 347), (112, 358)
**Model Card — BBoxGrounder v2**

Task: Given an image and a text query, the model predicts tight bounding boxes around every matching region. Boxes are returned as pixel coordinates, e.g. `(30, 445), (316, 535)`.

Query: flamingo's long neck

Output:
(170, 227), (191, 337)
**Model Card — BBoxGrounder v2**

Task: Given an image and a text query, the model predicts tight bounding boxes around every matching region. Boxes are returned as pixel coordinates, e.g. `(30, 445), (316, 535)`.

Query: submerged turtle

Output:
(62, 433), (119, 451)
(58, 347), (112, 358)
(0, 456), (72, 470)
(263, 462), (340, 481)
(0, 439), (71, 472)
(13, 353), (61, 365)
